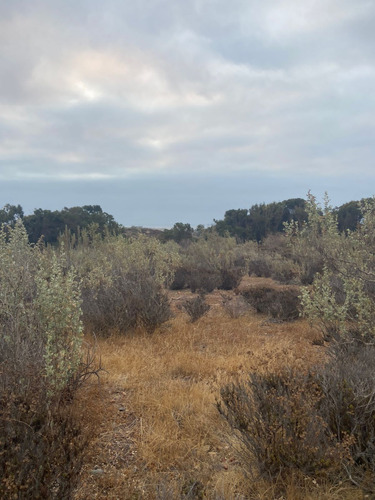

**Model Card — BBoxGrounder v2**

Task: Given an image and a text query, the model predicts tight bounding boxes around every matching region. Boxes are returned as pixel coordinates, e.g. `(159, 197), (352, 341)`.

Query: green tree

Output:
(214, 198), (307, 242)
(336, 200), (362, 232)
(0, 203), (24, 225)
(162, 222), (194, 243)
(215, 209), (251, 240)
(23, 209), (65, 243)
(23, 205), (121, 244)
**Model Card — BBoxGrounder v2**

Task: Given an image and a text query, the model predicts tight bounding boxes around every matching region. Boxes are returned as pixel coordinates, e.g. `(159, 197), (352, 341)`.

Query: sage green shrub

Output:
(286, 193), (375, 342)
(36, 253), (83, 393)
(0, 221), (85, 498)
(70, 233), (180, 335)
(284, 193), (333, 284)
(171, 233), (249, 292)
(239, 234), (299, 284)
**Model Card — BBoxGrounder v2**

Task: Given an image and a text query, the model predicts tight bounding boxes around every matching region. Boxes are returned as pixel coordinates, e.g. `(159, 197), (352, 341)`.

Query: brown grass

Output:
(74, 278), (360, 499)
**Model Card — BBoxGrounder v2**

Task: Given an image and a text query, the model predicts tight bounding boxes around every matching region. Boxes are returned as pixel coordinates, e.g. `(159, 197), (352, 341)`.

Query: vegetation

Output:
(170, 233), (249, 292)
(0, 203), (24, 225)
(161, 222), (194, 244)
(214, 195), (371, 242)
(240, 282), (301, 321)
(0, 204), (120, 244)
(218, 193), (375, 497)
(214, 198), (308, 241)
(0, 194), (370, 246)
(179, 293), (211, 322)
(74, 296), (325, 500)
(286, 193), (375, 342)
(219, 342), (375, 495)
(0, 222), (88, 498)
(1, 192), (375, 498)
(63, 232), (179, 336)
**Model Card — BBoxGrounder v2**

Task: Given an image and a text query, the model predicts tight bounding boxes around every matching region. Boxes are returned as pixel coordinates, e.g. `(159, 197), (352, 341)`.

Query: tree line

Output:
(0, 196), (366, 245)
(0, 204), (120, 244)
(164, 197), (364, 243)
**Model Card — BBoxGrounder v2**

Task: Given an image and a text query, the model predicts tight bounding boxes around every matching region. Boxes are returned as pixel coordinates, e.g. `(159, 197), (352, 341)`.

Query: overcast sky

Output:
(1, 0), (374, 227)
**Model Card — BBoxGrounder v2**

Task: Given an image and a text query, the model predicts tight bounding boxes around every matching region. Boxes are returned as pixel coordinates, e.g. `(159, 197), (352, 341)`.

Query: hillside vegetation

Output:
(1, 193), (375, 499)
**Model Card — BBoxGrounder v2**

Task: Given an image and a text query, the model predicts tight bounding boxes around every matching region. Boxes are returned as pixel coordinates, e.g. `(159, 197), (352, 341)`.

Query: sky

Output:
(1, 0), (374, 227)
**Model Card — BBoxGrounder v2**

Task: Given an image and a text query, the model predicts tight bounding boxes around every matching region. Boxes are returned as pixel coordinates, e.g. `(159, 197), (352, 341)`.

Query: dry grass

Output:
(74, 278), (360, 499)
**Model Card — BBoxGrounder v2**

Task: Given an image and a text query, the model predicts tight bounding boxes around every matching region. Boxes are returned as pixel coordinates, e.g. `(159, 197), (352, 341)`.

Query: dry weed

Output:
(73, 278), (347, 499)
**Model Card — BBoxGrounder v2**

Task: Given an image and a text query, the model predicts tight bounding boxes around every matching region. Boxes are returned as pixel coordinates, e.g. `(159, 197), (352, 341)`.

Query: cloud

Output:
(0, 0), (374, 191)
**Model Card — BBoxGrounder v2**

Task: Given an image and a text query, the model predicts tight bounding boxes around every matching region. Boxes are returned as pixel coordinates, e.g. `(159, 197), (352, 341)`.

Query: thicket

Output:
(246, 233), (300, 284)
(219, 193), (375, 495)
(213, 196), (368, 243)
(161, 222), (194, 244)
(0, 222), (88, 498)
(219, 343), (375, 494)
(221, 294), (249, 319)
(179, 293), (211, 323)
(286, 193), (375, 342)
(240, 283), (300, 321)
(60, 230), (179, 335)
(170, 233), (249, 292)
(0, 194), (368, 247)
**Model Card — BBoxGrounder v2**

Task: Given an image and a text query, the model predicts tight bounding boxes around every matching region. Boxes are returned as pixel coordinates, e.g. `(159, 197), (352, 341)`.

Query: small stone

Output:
(119, 406), (125, 411)
(90, 467), (105, 476)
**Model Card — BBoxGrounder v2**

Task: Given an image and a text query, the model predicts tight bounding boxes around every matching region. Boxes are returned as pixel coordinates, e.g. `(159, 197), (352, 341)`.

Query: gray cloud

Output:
(0, 0), (374, 223)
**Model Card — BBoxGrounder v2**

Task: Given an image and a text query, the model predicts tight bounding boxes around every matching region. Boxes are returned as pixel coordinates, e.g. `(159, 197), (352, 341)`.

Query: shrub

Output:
(180, 294), (210, 322)
(125, 270), (173, 334)
(248, 256), (273, 278)
(0, 382), (87, 499)
(219, 267), (244, 290)
(241, 284), (300, 321)
(269, 256), (299, 284)
(298, 255), (325, 285)
(0, 222), (86, 498)
(172, 234), (249, 293)
(286, 193), (375, 342)
(317, 342), (375, 488)
(75, 234), (178, 335)
(284, 192), (331, 285)
(170, 266), (190, 290)
(247, 236), (298, 284)
(82, 278), (136, 334)
(82, 269), (172, 335)
(218, 371), (340, 480)
(218, 343), (375, 493)
(298, 198), (375, 341)
(248, 255), (298, 284)
(189, 268), (221, 293)
(221, 294), (249, 319)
